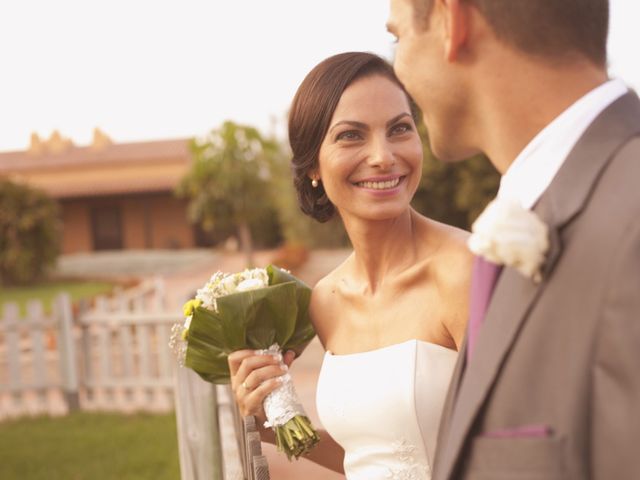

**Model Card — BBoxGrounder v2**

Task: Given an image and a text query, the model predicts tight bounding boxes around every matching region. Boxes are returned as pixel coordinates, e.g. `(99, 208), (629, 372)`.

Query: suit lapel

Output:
(435, 336), (468, 455)
(437, 91), (640, 479)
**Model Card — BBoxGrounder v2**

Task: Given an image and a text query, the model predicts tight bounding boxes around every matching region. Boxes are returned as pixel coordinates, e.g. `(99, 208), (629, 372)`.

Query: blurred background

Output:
(0, 1), (638, 479)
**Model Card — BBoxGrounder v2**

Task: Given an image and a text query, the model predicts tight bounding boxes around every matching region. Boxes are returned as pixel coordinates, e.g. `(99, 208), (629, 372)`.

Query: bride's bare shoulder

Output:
(413, 215), (470, 261)
(309, 253), (354, 342)
(417, 216), (473, 348)
(416, 217), (472, 286)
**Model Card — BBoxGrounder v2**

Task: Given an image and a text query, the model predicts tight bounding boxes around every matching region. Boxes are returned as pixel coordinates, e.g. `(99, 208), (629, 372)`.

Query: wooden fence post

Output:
(216, 385), (245, 480)
(242, 415), (270, 480)
(55, 293), (80, 411)
(2, 302), (22, 416)
(174, 366), (224, 480)
(26, 300), (47, 414)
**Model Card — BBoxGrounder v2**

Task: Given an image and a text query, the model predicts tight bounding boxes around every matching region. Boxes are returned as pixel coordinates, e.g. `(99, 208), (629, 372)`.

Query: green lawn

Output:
(0, 281), (115, 316)
(0, 412), (180, 480)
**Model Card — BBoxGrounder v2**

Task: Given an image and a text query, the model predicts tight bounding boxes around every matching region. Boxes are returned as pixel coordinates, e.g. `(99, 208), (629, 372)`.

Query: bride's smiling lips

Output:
(351, 174), (408, 195)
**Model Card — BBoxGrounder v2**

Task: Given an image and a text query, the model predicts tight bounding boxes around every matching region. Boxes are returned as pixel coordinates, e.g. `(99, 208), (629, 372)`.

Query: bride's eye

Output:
(336, 130), (363, 142)
(389, 123), (413, 136)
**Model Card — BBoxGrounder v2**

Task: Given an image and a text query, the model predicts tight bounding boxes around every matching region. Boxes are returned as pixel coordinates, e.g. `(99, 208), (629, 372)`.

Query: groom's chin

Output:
(429, 142), (478, 164)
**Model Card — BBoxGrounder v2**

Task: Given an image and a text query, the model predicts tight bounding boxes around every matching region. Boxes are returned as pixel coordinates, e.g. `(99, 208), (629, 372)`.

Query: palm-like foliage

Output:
(177, 121), (281, 265)
(0, 180), (61, 285)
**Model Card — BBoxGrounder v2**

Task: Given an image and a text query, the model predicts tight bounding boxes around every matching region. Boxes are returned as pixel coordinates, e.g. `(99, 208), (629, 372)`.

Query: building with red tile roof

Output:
(0, 129), (209, 253)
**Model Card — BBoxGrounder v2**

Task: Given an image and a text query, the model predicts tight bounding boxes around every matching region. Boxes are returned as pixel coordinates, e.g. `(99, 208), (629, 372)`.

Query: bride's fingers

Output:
(242, 363), (287, 392)
(232, 358), (288, 418)
(233, 354), (281, 392)
(283, 350), (296, 368)
(241, 376), (286, 419)
(228, 351), (257, 393)
(237, 354), (281, 377)
(228, 350), (256, 377)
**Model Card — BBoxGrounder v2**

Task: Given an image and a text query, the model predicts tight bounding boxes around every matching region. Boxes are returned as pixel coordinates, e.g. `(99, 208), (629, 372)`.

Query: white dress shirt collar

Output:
(498, 78), (628, 209)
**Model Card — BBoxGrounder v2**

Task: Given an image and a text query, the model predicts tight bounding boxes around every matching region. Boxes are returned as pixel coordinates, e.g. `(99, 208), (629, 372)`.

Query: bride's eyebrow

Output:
(386, 113), (412, 127)
(329, 112), (412, 134)
(329, 120), (368, 133)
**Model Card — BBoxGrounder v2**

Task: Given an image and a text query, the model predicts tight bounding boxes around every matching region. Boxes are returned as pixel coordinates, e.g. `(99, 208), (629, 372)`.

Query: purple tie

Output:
(467, 256), (502, 361)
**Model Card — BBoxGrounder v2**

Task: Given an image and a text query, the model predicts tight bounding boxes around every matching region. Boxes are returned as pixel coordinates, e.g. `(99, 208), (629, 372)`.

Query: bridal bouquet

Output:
(170, 265), (319, 460)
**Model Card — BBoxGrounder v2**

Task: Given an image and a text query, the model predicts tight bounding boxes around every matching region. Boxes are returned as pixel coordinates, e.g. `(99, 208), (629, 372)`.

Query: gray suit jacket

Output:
(433, 91), (640, 480)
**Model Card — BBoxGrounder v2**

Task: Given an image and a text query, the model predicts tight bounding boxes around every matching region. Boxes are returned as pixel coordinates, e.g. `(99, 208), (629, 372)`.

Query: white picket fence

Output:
(0, 295), (72, 418)
(0, 277), (176, 419)
(78, 277), (176, 412)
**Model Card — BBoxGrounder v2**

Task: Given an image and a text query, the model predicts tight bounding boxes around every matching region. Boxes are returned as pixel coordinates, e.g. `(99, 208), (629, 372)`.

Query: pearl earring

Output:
(311, 178), (319, 188)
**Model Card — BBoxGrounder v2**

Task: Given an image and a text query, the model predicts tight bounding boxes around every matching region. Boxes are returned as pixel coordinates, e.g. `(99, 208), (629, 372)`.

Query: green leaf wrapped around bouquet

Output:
(267, 265), (316, 355)
(184, 265), (314, 384)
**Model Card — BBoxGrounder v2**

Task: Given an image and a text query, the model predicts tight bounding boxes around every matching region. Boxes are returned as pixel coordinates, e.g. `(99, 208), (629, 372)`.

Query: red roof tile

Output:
(0, 138), (192, 173)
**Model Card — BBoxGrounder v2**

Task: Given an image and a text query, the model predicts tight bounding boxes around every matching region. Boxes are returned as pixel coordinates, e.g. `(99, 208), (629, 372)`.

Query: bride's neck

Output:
(342, 209), (420, 295)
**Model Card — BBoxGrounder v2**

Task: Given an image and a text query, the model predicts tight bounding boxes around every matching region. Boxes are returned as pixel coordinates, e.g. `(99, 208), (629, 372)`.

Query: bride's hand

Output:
(228, 349), (296, 423)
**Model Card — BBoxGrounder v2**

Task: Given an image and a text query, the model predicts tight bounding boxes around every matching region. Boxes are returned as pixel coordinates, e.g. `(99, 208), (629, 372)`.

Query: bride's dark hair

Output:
(288, 52), (417, 222)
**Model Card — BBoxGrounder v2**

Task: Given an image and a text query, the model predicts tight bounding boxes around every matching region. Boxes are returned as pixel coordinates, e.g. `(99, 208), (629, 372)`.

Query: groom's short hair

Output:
(415, 0), (609, 66)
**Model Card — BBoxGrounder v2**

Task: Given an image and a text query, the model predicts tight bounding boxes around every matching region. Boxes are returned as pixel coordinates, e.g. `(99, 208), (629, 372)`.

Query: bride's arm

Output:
(228, 350), (345, 474)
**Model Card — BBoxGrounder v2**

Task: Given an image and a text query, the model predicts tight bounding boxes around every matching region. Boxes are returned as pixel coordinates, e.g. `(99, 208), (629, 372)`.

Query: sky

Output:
(1, 0), (638, 153)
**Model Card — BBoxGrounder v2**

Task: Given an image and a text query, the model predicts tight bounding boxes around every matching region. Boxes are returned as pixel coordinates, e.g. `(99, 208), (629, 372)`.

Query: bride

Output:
(228, 52), (472, 479)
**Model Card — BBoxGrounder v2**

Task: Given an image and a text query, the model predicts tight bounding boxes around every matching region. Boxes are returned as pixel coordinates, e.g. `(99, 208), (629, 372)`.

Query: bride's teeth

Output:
(358, 178), (401, 190)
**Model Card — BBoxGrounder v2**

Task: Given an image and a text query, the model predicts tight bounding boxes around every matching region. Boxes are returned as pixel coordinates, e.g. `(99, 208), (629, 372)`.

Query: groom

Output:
(387, 0), (640, 478)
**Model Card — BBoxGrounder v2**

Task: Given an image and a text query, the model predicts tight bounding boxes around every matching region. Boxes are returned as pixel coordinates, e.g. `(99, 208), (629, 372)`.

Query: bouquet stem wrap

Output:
(258, 345), (320, 459)
(170, 265), (319, 460)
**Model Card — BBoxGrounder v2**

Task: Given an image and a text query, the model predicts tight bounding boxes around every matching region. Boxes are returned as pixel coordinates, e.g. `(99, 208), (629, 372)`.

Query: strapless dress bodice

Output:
(316, 339), (458, 480)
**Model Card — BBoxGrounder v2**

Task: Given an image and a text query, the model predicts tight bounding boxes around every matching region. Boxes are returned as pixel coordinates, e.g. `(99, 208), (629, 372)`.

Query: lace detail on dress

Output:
(385, 438), (431, 480)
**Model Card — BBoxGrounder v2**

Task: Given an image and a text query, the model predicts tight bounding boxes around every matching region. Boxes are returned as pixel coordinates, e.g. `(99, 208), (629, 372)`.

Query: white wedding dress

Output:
(316, 339), (458, 480)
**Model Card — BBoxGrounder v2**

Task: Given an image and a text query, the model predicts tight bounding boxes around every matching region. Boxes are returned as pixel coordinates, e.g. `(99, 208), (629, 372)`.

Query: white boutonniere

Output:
(468, 198), (550, 282)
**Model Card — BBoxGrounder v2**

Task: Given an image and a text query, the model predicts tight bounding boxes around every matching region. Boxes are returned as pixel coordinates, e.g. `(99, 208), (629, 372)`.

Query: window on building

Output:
(91, 205), (123, 250)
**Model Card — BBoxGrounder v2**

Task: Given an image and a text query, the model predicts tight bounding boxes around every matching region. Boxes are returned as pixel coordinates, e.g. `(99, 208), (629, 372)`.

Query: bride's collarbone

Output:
(335, 286), (440, 318)
(335, 268), (437, 302)
(332, 301), (442, 337)
(323, 291), (450, 352)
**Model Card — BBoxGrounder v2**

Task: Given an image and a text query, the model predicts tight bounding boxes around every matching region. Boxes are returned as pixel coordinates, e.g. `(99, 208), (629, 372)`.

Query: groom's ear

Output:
(442, 0), (470, 62)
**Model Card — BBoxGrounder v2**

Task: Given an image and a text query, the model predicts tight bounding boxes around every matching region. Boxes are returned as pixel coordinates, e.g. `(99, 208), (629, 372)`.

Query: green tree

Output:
(176, 121), (282, 266)
(0, 180), (61, 285)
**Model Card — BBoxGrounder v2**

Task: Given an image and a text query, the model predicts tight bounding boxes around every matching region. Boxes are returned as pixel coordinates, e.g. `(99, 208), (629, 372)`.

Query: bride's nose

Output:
(367, 135), (395, 169)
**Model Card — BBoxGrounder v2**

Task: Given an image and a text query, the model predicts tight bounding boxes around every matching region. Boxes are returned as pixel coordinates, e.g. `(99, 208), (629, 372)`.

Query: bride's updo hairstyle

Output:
(288, 52), (417, 222)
